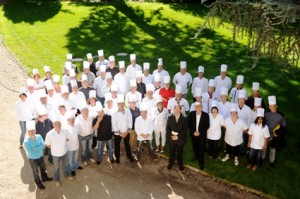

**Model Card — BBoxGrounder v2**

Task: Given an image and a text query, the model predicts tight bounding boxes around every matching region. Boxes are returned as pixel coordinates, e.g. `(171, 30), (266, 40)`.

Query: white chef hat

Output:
(211, 100), (218, 108)
(79, 103), (88, 111)
(236, 75), (244, 84)
(26, 121), (36, 131)
(98, 50), (104, 56)
(19, 86), (27, 94)
(70, 80), (78, 88)
(51, 114), (60, 123)
(163, 75), (170, 84)
(69, 69), (76, 77)
(130, 79), (137, 87)
(180, 61), (187, 69)
(119, 61), (125, 68)
(130, 54), (136, 61)
(32, 68), (39, 76)
(65, 62), (72, 71)
(109, 55), (115, 62)
(195, 102), (202, 107)
(86, 53), (93, 59)
(53, 75), (60, 83)
(194, 87), (202, 97)
(27, 78), (35, 87)
(156, 95), (163, 104)
(220, 87), (228, 96)
(105, 93), (113, 102)
(268, 96), (276, 105)
(61, 85), (69, 94)
(95, 101), (103, 112)
(100, 65), (106, 73)
(208, 79), (215, 87)
(38, 89), (47, 98)
(117, 94), (125, 103)
(254, 97), (262, 107)
(230, 103), (238, 112)
(136, 71), (142, 78)
(256, 108), (265, 117)
(66, 110), (75, 119)
(198, 66), (204, 73)
(252, 82), (260, 91)
(143, 62), (150, 71)
(220, 64), (227, 72)
(175, 84), (182, 94)
(66, 53), (72, 60)
(129, 94), (137, 102)
(37, 105), (47, 116)
(111, 83), (118, 92)
(238, 90), (246, 99)
(44, 66), (51, 73)
(44, 80), (53, 90)
(154, 74), (160, 82)
(146, 83), (155, 92)
(157, 58), (163, 66)
(106, 72), (112, 79)
(139, 102), (148, 111)
(89, 90), (96, 99)
(83, 61), (90, 69)
(81, 74), (88, 82)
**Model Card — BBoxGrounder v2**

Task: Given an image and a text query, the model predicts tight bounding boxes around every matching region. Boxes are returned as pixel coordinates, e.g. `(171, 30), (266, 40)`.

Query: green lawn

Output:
(1, 1), (300, 198)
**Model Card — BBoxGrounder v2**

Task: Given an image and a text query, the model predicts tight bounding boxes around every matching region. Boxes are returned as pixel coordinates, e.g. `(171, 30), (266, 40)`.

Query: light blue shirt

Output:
(24, 134), (45, 159)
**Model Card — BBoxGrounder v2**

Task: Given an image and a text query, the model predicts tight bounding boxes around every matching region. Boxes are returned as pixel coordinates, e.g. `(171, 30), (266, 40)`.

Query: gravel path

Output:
(0, 43), (271, 199)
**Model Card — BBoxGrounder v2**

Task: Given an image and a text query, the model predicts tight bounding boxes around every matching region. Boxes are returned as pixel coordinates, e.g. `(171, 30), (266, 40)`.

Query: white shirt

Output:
(248, 123), (270, 149)
(196, 113), (201, 132)
(217, 101), (231, 119)
(75, 115), (94, 137)
(229, 88), (248, 103)
(95, 59), (109, 68)
(152, 108), (169, 131)
(224, 117), (248, 146)
(58, 112), (69, 129)
(100, 83), (112, 98)
(65, 124), (80, 151)
(190, 102), (200, 112)
(237, 104), (253, 128)
(62, 75), (70, 86)
(167, 97), (189, 116)
(214, 76), (232, 100)
(125, 91), (142, 108)
(88, 104), (98, 118)
(34, 80), (45, 90)
(47, 93), (61, 109)
(112, 109), (132, 135)
(69, 91), (86, 110)
(93, 76), (106, 97)
(135, 116), (154, 141)
(142, 74), (154, 85)
(126, 64), (142, 80)
(45, 128), (70, 157)
(152, 69), (169, 88)
(191, 77), (208, 98)
(202, 92), (217, 113)
(103, 106), (118, 116)
(59, 98), (77, 115)
(81, 72), (95, 86)
(173, 72), (193, 95)
(142, 96), (157, 119)
(114, 73), (130, 94)
(15, 99), (34, 121)
(207, 113), (225, 140)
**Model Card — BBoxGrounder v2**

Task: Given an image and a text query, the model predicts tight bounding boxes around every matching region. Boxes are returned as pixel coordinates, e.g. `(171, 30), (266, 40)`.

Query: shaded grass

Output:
(0, 1), (300, 198)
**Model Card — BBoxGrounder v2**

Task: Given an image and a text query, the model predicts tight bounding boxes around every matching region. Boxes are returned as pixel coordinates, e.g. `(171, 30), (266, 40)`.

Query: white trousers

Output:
(154, 129), (166, 147)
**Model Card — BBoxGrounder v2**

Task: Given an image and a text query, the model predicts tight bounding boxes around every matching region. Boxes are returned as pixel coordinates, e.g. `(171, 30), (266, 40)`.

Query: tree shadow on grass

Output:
(2, 0), (62, 24)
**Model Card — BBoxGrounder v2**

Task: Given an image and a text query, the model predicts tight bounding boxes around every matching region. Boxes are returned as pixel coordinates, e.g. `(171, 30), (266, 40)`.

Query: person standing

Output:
(126, 54), (142, 80)
(246, 82), (266, 110)
(112, 94), (134, 163)
(191, 66), (208, 101)
(152, 58), (169, 88)
(159, 75), (175, 109)
(167, 85), (189, 116)
(202, 79), (217, 113)
(172, 61), (192, 99)
(214, 64), (232, 100)
(229, 75), (248, 104)
(188, 102), (210, 170)
(128, 95), (140, 154)
(23, 121), (53, 190)
(45, 118), (74, 188)
(106, 55), (120, 79)
(166, 105), (188, 171)
(114, 61), (130, 95)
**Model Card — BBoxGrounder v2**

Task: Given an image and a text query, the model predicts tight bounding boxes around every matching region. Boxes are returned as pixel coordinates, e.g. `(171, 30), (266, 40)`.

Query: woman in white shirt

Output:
(247, 108), (270, 171)
(207, 105), (224, 160)
(222, 107), (248, 166)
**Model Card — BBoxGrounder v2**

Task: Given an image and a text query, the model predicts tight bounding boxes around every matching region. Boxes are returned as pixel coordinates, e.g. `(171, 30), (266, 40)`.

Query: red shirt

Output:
(159, 88), (175, 108)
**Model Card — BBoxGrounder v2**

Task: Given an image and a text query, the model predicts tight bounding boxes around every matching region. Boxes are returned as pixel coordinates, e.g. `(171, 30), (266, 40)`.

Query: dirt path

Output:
(0, 43), (269, 199)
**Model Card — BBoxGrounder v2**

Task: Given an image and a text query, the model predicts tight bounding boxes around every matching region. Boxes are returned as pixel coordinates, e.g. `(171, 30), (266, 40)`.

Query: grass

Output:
(1, 1), (300, 198)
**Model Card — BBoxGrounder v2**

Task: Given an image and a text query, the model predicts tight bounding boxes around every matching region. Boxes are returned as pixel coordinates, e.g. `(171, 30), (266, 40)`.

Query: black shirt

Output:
(92, 115), (113, 141)
(35, 119), (53, 140)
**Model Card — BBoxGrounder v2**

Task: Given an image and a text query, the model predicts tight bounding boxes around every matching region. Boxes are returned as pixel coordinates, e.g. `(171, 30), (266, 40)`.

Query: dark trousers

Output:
(208, 139), (219, 159)
(29, 157), (48, 184)
(248, 148), (262, 166)
(191, 135), (205, 168)
(191, 134), (200, 159)
(114, 134), (133, 160)
(169, 141), (184, 168)
(43, 147), (52, 162)
(226, 144), (240, 157)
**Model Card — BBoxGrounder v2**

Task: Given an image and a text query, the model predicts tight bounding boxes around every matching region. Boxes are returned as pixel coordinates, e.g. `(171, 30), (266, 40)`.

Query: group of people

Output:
(16, 50), (287, 190)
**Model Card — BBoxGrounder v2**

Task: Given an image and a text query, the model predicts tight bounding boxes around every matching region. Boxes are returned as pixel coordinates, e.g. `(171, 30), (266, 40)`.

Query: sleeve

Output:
(166, 116), (171, 136)
(45, 133), (51, 146)
(127, 110), (133, 131)
(35, 135), (46, 151)
(188, 74), (193, 86)
(220, 114), (225, 126)
(173, 74), (177, 85)
(264, 126), (270, 138)
(111, 113), (119, 133)
(178, 117), (188, 140)
(191, 78), (196, 97)
(184, 100), (190, 112)
(23, 140), (31, 155)
(134, 118), (141, 135)
(248, 124), (254, 135)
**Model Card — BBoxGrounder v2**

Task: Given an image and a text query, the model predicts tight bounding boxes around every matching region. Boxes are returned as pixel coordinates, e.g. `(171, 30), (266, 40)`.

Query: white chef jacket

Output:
(58, 112), (69, 129)
(214, 76), (232, 100)
(191, 77), (208, 98)
(88, 104), (98, 118)
(135, 116), (154, 141)
(237, 104), (253, 128)
(112, 109), (132, 135)
(125, 91), (142, 108)
(152, 69), (169, 88)
(217, 101), (231, 120)
(248, 123), (270, 149)
(207, 113), (225, 140)
(45, 128), (71, 157)
(15, 99), (34, 121)
(229, 88), (248, 104)
(75, 115), (94, 137)
(126, 64), (142, 80)
(103, 106), (118, 116)
(142, 74), (154, 85)
(93, 76), (106, 98)
(152, 108), (169, 131)
(69, 91), (86, 110)
(142, 96), (157, 119)
(202, 92), (218, 113)
(173, 72), (193, 95)
(65, 124), (80, 151)
(224, 117), (248, 146)
(167, 97), (189, 116)
(114, 73), (130, 94)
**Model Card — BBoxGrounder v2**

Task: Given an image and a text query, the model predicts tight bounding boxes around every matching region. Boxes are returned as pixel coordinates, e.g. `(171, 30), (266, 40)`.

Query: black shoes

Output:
(116, 158), (120, 164)
(191, 157), (198, 162)
(97, 160), (102, 165)
(42, 177), (53, 182)
(129, 158), (134, 163)
(36, 182), (45, 190)
(270, 162), (275, 168)
(71, 171), (76, 176)
(77, 166), (83, 170)
(179, 166), (184, 171)
(110, 159), (115, 164)
(199, 165), (204, 170)
(167, 163), (174, 170)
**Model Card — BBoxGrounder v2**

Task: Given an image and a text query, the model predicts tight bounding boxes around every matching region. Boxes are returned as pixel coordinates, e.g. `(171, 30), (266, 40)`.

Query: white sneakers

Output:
(222, 156), (229, 162)
(89, 158), (96, 164)
(234, 160), (239, 166)
(55, 182), (61, 188)
(83, 161), (88, 167)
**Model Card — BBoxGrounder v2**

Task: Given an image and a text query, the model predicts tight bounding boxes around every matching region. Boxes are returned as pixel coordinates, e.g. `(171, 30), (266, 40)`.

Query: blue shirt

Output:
(24, 134), (45, 159)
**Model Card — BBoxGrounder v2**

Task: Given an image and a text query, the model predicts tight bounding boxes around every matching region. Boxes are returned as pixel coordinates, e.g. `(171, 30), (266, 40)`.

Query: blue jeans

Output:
(79, 134), (93, 162)
(97, 139), (114, 161)
(52, 153), (71, 182)
(68, 150), (79, 172)
(248, 148), (262, 166)
(29, 157), (48, 184)
(19, 121), (26, 145)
